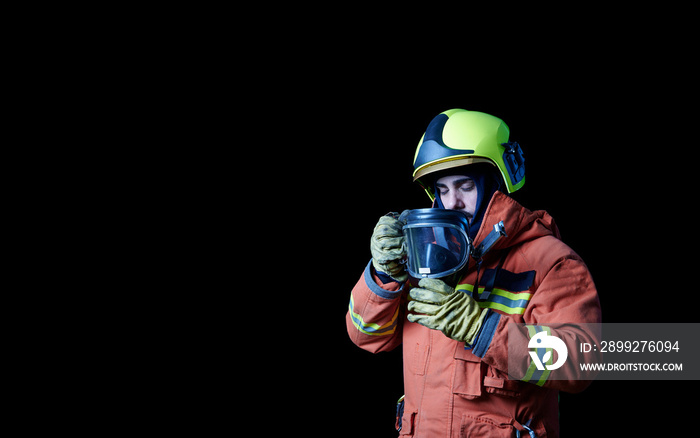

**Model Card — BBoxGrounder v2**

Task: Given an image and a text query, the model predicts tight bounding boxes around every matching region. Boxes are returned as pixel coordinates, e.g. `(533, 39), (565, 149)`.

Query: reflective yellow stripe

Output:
(475, 300), (526, 315)
(522, 325), (552, 386)
(489, 289), (532, 301)
(348, 294), (399, 336)
(455, 283), (531, 300)
(455, 284), (530, 315)
(455, 283), (475, 293)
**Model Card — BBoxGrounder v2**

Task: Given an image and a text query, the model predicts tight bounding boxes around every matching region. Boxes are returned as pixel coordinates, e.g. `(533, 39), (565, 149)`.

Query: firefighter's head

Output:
(412, 109), (525, 201)
(413, 109), (524, 238)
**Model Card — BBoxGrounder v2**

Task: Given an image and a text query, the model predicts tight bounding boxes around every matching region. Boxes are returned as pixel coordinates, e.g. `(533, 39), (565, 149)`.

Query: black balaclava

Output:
(433, 164), (501, 240)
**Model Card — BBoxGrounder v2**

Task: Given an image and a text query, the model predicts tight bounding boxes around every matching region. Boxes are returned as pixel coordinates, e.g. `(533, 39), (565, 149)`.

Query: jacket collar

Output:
(473, 191), (560, 253)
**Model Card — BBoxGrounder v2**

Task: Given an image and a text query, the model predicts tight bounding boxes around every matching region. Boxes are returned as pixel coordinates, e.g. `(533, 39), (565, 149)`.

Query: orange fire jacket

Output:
(347, 192), (602, 437)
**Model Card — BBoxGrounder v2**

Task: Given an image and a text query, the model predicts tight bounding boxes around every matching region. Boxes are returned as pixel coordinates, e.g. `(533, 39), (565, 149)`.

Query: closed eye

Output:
(460, 182), (475, 192)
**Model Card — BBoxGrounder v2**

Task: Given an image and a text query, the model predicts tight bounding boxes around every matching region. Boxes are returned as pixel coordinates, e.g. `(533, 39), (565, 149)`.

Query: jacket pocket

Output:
(459, 413), (514, 437)
(399, 411), (416, 436)
(411, 342), (430, 375)
(453, 344), (483, 399)
(460, 414), (548, 437)
(483, 371), (523, 398)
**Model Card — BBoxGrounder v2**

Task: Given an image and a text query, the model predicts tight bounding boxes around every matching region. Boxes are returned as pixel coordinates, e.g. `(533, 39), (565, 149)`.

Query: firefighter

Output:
(346, 109), (602, 437)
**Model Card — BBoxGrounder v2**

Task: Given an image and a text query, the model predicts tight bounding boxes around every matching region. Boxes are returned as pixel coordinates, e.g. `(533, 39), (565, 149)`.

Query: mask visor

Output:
(403, 209), (471, 279)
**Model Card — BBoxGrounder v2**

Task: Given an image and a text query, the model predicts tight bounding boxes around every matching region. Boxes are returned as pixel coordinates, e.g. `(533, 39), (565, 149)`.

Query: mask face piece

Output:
(402, 209), (472, 279)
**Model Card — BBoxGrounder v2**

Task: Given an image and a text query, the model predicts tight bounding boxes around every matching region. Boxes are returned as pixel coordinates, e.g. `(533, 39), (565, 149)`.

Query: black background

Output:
(271, 70), (698, 436)
(26, 16), (699, 438)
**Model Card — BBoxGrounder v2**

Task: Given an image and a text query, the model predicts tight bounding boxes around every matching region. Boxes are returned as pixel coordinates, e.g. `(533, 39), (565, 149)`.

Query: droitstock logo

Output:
(510, 323), (699, 381)
(528, 331), (568, 371)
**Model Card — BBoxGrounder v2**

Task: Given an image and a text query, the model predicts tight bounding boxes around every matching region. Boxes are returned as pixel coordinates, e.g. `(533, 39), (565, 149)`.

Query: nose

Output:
(442, 193), (465, 210)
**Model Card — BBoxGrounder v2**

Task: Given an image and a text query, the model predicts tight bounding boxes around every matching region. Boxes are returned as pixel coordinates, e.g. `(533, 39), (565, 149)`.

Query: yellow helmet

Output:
(413, 109), (525, 200)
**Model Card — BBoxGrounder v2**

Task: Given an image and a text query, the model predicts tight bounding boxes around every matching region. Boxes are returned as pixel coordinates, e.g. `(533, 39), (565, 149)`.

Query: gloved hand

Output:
(407, 278), (489, 345)
(370, 212), (408, 283)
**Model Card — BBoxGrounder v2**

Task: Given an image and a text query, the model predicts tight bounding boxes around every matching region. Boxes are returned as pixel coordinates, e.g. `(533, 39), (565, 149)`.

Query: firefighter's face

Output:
(436, 175), (478, 219)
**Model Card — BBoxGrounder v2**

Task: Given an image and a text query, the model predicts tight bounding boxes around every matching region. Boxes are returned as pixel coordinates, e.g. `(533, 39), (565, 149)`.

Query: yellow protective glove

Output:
(407, 278), (489, 345)
(370, 213), (408, 282)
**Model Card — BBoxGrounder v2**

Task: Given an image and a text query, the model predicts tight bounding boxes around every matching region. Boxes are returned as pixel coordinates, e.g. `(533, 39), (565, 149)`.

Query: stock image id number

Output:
(581, 340), (680, 353)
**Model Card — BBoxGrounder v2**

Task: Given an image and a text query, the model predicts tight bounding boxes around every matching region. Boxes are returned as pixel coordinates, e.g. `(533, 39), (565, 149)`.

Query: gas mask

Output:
(402, 209), (507, 280)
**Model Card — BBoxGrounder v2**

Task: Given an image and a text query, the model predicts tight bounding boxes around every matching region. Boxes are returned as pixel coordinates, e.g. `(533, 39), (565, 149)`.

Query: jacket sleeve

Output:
(346, 260), (406, 353)
(476, 248), (602, 393)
